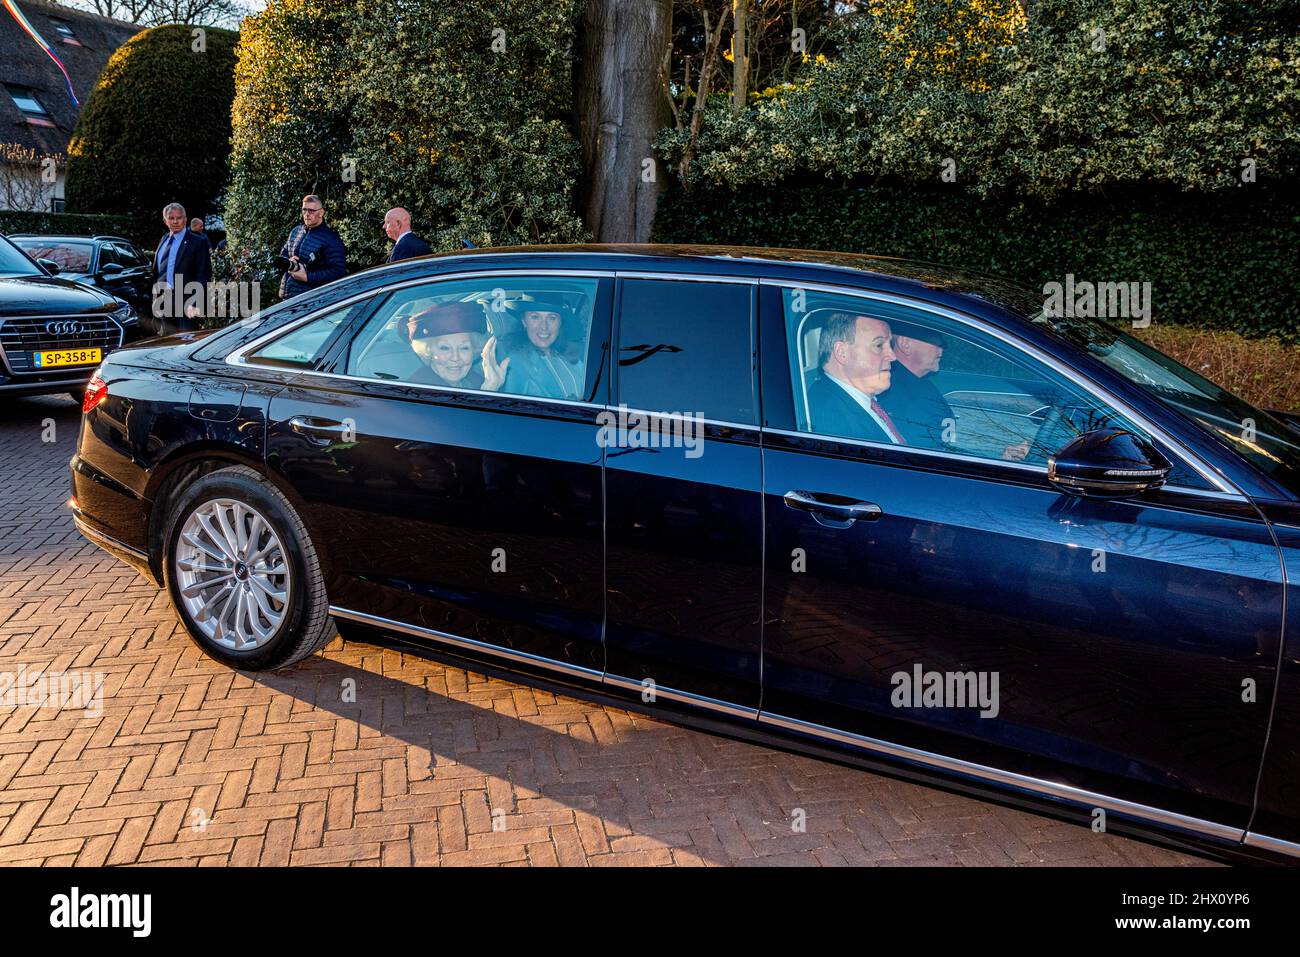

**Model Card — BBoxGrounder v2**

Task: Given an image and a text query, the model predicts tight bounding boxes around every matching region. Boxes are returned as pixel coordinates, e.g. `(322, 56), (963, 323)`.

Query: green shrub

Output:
(225, 0), (587, 274)
(658, 0), (1299, 199)
(65, 25), (238, 221)
(652, 179), (1300, 340)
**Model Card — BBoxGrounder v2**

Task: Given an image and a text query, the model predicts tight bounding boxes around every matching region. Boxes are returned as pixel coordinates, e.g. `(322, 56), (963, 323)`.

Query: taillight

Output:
(82, 375), (108, 414)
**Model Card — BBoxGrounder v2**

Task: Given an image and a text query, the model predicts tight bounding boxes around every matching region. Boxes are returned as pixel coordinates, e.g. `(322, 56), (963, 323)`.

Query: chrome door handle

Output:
(783, 489), (883, 528)
(289, 415), (347, 434)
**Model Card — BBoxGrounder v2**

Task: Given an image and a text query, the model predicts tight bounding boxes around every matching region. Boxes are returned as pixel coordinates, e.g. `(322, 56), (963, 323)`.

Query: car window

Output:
(345, 275), (599, 400)
(96, 244), (124, 269)
(780, 286), (1211, 488)
(114, 243), (145, 267)
(107, 244), (139, 268)
(13, 240), (92, 273)
(246, 300), (370, 368)
(1036, 313), (1300, 495)
(616, 278), (755, 424)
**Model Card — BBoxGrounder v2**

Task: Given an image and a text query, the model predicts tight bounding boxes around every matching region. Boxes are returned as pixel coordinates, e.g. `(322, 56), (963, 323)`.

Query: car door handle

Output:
(783, 489), (883, 528)
(288, 416), (350, 441)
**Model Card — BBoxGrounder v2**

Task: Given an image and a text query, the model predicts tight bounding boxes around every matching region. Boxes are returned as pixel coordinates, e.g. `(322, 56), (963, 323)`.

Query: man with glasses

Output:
(277, 194), (348, 300)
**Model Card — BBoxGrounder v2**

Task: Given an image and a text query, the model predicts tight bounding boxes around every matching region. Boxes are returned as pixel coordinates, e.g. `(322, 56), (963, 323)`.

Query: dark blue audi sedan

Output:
(68, 244), (1300, 863)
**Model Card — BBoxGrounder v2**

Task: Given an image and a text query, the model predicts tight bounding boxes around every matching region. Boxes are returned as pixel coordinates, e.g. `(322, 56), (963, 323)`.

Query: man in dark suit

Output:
(877, 322), (955, 450)
(807, 311), (906, 444)
(152, 202), (211, 334)
(878, 321), (1029, 460)
(383, 207), (432, 263)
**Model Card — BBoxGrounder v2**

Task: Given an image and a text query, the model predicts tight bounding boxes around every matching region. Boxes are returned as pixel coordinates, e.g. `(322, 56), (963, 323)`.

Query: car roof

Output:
(366, 243), (1044, 319)
(8, 235), (101, 243)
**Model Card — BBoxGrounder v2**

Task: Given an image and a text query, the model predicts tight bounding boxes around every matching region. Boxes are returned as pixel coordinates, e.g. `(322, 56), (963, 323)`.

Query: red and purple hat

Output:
(405, 302), (488, 342)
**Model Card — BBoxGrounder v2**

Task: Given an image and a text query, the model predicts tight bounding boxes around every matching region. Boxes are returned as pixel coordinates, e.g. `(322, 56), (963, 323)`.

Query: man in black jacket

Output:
(877, 322), (955, 450)
(278, 194), (348, 300)
(152, 202), (211, 333)
(383, 207), (432, 263)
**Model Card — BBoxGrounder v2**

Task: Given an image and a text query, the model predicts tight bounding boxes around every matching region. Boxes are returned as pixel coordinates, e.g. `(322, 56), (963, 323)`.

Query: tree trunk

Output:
(575, 0), (673, 243)
(732, 0), (747, 114)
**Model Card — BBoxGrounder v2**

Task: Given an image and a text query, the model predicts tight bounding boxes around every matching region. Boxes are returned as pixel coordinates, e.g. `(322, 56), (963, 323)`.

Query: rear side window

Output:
(344, 275), (601, 400)
(616, 279), (755, 424)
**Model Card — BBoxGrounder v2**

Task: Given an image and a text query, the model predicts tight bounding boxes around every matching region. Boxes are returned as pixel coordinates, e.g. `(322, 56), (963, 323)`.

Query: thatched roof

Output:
(0, 1), (140, 159)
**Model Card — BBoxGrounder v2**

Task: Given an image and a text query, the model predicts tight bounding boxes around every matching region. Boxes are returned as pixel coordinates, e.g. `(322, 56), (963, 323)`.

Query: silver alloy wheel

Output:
(174, 497), (290, 650)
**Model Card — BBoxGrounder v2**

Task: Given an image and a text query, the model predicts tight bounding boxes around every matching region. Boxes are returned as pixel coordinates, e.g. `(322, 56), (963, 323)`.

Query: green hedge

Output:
(225, 0), (586, 274)
(0, 211), (156, 247)
(652, 180), (1300, 341)
(66, 25), (237, 222)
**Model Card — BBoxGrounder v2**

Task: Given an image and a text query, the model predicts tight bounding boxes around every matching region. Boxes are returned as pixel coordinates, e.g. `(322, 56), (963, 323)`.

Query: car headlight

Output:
(111, 302), (138, 326)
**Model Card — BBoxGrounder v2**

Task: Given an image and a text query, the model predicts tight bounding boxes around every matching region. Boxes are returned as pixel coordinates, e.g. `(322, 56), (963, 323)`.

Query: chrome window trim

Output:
(269, 365), (603, 411)
(225, 269), (615, 367)
(610, 405), (757, 433)
(762, 278), (1240, 497)
(327, 604), (1272, 854)
(761, 425), (1245, 501)
(613, 271), (759, 285)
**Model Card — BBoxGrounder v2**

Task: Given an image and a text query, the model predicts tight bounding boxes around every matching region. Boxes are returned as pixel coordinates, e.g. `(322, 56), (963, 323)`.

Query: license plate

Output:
(34, 348), (101, 368)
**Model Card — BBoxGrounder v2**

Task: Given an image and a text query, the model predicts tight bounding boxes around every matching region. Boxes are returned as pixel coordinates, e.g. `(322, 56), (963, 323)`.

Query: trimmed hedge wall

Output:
(652, 180), (1300, 341)
(0, 211), (156, 248)
(66, 25), (237, 222)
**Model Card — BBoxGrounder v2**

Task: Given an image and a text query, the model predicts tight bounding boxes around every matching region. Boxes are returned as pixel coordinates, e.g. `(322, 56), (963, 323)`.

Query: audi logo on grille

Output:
(45, 320), (84, 336)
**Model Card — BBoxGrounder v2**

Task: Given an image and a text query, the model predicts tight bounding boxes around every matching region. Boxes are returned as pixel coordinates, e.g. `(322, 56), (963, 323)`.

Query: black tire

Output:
(161, 465), (334, 670)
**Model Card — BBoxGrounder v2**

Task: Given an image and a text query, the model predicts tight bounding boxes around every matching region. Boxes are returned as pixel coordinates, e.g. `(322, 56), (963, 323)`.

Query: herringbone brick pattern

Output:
(0, 395), (1212, 865)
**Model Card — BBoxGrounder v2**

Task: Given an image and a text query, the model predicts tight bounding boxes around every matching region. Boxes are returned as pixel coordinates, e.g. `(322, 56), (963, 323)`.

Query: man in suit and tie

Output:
(152, 202), (211, 334)
(807, 311), (906, 445)
(382, 207), (432, 263)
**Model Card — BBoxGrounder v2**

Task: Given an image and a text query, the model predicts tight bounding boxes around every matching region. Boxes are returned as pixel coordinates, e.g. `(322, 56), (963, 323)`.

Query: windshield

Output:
(0, 236), (43, 279)
(1034, 313), (1300, 495)
(13, 240), (92, 273)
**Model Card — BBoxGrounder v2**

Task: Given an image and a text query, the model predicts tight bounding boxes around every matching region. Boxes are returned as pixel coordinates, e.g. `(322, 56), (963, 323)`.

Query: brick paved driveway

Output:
(0, 395), (1212, 866)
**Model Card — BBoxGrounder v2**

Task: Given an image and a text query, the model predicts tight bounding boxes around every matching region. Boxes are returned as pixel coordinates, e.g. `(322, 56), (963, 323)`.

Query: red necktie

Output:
(871, 398), (906, 445)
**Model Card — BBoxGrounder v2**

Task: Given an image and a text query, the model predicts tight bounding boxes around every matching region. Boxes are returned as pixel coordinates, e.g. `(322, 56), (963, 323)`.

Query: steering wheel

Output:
(1030, 405), (1080, 465)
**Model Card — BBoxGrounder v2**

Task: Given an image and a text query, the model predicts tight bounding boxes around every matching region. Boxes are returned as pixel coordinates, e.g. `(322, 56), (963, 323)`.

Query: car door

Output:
(602, 275), (764, 714)
(757, 280), (1283, 834)
(259, 271), (613, 676)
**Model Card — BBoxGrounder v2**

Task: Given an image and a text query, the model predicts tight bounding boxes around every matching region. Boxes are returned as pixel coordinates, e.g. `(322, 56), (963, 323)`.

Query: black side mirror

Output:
(99, 262), (124, 275)
(37, 259), (61, 276)
(1048, 428), (1172, 498)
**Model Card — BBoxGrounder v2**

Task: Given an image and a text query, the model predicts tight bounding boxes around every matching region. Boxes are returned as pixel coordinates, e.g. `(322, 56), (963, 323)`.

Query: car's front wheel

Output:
(162, 465), (335, 670)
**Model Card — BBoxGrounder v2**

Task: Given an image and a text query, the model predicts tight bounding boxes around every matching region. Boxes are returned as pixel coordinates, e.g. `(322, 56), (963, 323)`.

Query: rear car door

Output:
(602, 276), (764, 714)
(757, 280), (1283, 835)
(257, 271), (612, 676)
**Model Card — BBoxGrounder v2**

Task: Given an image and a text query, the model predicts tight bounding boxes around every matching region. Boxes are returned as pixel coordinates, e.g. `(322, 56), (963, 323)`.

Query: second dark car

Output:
(0, 232), (140, 400)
